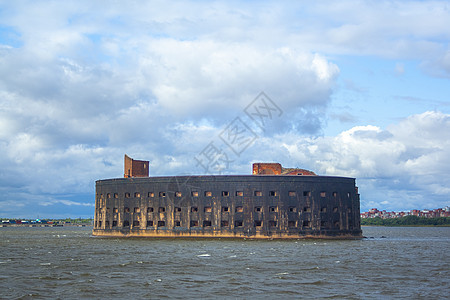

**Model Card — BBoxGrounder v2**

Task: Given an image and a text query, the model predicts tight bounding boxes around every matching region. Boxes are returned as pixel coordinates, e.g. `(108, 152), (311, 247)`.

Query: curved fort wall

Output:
(93, 175), (362, 239)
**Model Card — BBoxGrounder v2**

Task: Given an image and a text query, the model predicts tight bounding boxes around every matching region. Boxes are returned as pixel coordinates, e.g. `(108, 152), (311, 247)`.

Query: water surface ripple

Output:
(0, 226), (448, 299)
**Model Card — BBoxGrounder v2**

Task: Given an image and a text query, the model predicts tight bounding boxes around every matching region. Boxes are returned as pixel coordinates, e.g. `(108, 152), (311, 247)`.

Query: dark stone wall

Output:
(94, 175), (362, 238)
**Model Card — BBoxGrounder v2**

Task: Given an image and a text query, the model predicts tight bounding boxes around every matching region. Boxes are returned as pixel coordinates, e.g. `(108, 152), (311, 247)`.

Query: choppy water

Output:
(0, 226), (448, 299)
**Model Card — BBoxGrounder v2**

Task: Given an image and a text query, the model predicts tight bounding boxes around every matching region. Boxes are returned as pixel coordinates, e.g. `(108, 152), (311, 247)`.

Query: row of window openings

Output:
(112, 206), (344, 214)
(101, 191), (350, 199)
(100, 219), (338, 228)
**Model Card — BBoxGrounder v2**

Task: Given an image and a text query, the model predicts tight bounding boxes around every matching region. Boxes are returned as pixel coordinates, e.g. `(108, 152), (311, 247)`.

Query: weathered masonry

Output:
(93, 159), (362, 239)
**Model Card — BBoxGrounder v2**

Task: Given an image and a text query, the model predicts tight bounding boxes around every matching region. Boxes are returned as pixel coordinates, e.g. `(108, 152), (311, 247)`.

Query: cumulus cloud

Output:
(273, 111), (450, 211)
(0, 1), (449, 217)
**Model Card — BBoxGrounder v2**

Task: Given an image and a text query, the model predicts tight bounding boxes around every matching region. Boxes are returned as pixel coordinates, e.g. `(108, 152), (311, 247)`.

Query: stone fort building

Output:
(93, 156), (362, 239)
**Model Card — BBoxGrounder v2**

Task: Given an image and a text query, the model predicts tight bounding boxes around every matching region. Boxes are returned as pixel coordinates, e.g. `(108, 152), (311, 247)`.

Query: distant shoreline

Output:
(1, 224), (93, 228)
(362, 224), (450, 227)
(361, 216), (450, 227)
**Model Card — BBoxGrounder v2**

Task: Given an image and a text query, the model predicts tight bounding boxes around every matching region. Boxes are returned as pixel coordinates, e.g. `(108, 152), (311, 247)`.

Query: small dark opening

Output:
(146, 220), (153, 227)
(190, 220), (199, 227)
(254, 220), (262, 227)
(235, 220), (243, 227)
(157, 221), (165, 227)
(221, 220), (229, 227)
(123, 220), (130, 227)
(269, 220), (277, 227)
(203, 220), (212, 227)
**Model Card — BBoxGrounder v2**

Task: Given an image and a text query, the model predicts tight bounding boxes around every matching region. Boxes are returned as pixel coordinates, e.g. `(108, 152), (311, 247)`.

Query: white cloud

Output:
(0, 1), (449, 217)
(272, 111), (450, 211)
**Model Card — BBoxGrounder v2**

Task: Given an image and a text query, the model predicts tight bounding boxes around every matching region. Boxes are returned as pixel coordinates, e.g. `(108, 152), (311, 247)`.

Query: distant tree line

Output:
(361, 216), (450, 226)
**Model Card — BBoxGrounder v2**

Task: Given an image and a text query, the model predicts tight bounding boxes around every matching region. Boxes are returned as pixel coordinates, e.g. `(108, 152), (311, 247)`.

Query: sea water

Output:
(0, 226), (448, 299)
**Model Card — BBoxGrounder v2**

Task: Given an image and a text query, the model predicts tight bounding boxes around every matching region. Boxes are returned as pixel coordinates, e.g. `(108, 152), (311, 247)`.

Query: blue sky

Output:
(0, 0), (449, 218)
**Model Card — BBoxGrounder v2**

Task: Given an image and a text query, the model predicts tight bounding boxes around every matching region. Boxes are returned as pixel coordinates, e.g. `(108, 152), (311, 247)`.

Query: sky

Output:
(0, 0), (449, 218)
